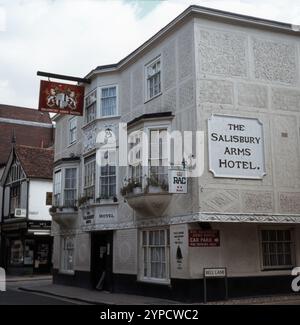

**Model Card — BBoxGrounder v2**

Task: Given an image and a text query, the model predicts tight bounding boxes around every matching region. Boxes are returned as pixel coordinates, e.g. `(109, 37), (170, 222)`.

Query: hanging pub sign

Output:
(38, 80), (84, 115)
(207, 114), (266, 179)
(189, 229), (220, 247)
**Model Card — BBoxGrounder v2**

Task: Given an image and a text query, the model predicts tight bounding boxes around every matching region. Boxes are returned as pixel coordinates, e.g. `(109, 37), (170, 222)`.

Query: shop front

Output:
(1, 220), (52, 275)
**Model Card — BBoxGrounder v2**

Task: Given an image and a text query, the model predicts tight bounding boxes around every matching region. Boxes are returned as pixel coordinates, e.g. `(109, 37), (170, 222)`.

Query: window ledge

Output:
(92, 200), (119, 207)
(137, 278), (171, 286)
(261, 267), (294, 272)
(144, 92), (162, 104)
(82, 115), (121, 130)
(82, 119), (97, 130)
(58, 270), (75, 276)
(97, 115), (121, 121)
(67, 141), (77, 148)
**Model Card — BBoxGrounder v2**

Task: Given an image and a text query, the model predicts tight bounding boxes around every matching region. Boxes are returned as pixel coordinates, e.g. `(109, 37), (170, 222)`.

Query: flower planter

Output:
(126, 192), (172, 217)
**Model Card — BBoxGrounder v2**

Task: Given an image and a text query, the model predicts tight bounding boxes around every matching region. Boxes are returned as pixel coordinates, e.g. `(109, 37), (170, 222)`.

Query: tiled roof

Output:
(0, 105), (54, 166)
(15, 145), (54, 179)
(0, 104), (52, 124)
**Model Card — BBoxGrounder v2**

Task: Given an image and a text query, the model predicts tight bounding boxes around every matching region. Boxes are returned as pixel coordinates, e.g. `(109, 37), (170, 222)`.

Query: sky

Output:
(1, 0), (300, 108)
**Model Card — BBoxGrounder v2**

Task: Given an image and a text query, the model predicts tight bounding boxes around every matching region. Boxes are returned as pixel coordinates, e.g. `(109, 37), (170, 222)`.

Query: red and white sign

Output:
(189, 229), (220, 247)
(38, 80), (84, 116)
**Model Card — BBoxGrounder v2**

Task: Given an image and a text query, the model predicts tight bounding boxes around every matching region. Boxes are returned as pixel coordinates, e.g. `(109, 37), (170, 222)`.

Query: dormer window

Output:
(145, 57), (161, 101)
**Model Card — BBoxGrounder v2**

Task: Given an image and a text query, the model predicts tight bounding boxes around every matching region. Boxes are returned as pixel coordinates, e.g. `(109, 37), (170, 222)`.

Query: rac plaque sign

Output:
(207, 114), (266, 179)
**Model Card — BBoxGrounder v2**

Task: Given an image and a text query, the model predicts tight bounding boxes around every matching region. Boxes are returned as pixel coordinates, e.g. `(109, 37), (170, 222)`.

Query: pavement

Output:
(3, 275), (300, 305)
(19, 283), (179, 305)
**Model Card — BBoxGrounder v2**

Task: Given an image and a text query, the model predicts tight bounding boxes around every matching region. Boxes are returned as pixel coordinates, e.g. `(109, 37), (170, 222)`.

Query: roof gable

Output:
(15, 145), (54, 180)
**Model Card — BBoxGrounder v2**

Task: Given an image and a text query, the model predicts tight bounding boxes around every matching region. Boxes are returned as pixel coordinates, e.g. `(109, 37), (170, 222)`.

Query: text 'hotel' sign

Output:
(38, 80), (84, 116)
(207, 114), (265, 179)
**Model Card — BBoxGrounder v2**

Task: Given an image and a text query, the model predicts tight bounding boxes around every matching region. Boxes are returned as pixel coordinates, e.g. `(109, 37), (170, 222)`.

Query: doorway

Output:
(91, 231), (113, 291)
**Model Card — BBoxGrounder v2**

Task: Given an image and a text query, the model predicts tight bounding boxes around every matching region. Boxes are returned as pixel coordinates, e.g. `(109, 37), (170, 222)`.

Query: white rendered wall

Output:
(28, 179), (52, 220)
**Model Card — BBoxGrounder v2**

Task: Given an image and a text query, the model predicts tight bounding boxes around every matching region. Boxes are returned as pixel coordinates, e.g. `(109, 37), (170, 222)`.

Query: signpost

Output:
(203, 267), (228, 303)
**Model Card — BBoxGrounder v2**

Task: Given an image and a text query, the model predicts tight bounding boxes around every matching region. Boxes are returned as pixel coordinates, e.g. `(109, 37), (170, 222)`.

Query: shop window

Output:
(61, 236), (74, 273)
(10, 240), (24, 266)
(36, 243), (50, 266)
(141, 229), (170, 283)
(261, 229), (294, 269)
(24, 240), (34, 265)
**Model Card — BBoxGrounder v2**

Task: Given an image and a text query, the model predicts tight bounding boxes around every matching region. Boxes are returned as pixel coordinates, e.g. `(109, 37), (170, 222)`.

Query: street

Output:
(0, 276), (300, 305)
(0, 289), (76, 305)
(0, 277), (80, 305)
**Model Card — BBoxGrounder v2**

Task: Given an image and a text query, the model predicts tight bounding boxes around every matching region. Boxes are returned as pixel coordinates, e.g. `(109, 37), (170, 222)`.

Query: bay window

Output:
(84, 155), (96, 200)
(129, 131), (143, 185)
(85, 89), (97, 124)
(149, 128), (168, 188)
(99, 150), (116, 199)
(53, 170), (61, 206)
(64, 168), (77, 207)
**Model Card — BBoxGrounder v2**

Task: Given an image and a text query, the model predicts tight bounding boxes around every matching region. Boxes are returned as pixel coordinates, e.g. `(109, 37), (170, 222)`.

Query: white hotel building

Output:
(50, 6), (300, 301)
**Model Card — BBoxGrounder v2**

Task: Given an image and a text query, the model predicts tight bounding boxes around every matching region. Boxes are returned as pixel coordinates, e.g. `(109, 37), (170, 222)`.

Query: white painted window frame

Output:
(259, 227), (295, 271)
(60, 235), (75, 275)
(53, 165), (79, 207)
(99, 84), (118, 118)
(144, 56), (162, 102)
(68, 116), (77, 146)
(139, 227), (170, 285)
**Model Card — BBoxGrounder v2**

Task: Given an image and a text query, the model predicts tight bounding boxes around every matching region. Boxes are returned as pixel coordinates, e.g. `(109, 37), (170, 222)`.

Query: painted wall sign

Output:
(168, 169), (187, 193)
(38, 80), (84, 115)
(189, 229), (220, 247)
(207, 114), (265, 179)
(170, 224), (189, 278)
(173, 230), (185, 271)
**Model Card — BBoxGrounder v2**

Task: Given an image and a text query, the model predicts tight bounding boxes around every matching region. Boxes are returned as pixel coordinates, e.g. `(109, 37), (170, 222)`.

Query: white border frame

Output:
(207, 113), (267, 179)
